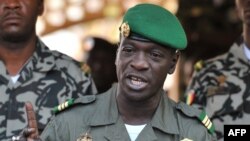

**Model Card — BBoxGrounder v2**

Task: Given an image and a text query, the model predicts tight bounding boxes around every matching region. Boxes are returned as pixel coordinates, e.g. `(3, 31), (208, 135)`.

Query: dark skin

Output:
(12, 102), (41, 141)
(0, 0), (43, 140)
(86, 39), (117, 93)
(23, 102), (41, 141)
(20, 36), (180, 140)
(0, 0), (44, 76)
(236, 0), (250, 48)
(115, 36), (179, 124)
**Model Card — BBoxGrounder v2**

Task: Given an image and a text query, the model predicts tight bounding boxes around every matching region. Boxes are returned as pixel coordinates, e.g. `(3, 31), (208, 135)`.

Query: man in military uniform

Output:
(185, 0), (250, 140)
(0, 0), (97, 140)
(19, 3), (216, 141)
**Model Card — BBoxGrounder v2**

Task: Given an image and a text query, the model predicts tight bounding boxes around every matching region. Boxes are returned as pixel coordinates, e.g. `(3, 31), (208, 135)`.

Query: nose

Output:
(130, 52), (149, 71)
(3, 0), (21, 10)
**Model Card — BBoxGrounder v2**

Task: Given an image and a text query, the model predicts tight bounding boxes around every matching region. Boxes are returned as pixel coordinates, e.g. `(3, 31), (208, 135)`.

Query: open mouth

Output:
(130, 76), (146, 85)
(126, 74), (148, 90)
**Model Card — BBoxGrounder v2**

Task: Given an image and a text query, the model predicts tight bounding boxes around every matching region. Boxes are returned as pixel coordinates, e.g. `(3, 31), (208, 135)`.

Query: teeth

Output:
(130, 76), (144, 85)
(131, 76), (142, 81)
(131, 79), (142, 85)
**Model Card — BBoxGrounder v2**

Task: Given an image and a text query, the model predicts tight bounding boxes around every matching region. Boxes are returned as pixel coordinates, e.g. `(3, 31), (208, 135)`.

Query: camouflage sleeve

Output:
(184, 60), (209, 110)
(80, 62), (98, 95)
(66, 61), (98, 97)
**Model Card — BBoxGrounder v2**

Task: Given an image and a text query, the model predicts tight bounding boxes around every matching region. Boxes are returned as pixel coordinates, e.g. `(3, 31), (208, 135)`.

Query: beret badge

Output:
(120, 22), (130, 37)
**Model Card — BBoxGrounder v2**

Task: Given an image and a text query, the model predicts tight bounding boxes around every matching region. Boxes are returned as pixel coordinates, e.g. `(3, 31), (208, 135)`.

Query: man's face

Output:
(236, 0), (250, 25)
(87, 48), (117, 93)
(0, 0), (43, 43)
(116, 37), (178, 101)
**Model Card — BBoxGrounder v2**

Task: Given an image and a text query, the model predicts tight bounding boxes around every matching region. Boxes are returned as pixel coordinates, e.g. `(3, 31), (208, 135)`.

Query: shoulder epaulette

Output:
(176, 102), (215, 135)
(53, 99), (75, 114)
(53, 95), (96, 114)
(198, 110), (215, 134)
(194, 60), (204, 72)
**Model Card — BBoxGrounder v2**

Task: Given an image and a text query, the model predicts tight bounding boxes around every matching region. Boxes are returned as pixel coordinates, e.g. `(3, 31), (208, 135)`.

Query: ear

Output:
(168, 50), (180, 74)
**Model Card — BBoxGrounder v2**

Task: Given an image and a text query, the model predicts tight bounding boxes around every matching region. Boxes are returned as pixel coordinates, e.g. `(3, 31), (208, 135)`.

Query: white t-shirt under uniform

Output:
(125, 124), (146, 141)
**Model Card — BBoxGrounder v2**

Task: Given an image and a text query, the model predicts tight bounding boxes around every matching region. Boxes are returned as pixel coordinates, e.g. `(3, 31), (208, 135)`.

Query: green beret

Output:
(120, 3), (187, 50)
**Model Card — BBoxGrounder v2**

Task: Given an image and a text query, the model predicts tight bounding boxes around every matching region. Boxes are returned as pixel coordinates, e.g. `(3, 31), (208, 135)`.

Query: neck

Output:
(0, 36), (37, 76)
(116, 88), (161, 125)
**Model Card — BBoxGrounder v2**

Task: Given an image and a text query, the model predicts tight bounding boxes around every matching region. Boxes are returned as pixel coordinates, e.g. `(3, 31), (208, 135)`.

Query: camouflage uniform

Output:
(185, 37), (250, 140)
(41, 84), (216, 141)
(0, 38), (97, 141)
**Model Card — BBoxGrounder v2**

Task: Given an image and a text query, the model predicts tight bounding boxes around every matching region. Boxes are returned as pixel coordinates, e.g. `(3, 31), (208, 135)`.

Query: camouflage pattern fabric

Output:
(0, 38), (97, 141)
(185, 37), (250, 140)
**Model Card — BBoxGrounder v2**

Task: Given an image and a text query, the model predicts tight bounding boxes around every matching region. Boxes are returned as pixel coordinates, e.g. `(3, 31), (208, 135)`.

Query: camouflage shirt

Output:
(185, 37), (250, 140)
(0, 38), (97, 141)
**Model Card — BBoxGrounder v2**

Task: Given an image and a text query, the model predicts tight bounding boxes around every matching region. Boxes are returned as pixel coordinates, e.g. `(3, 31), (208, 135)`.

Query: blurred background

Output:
(37, 0), (241, 101)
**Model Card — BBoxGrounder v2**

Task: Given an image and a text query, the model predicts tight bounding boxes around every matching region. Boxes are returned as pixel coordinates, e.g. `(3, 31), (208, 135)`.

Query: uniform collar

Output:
(17, 38), (56, 83)
(150, 91), (180, 135)
(228, 36), (247, 61)
(0, 38), (56, 85)
(89, 84), (119, 126)
(30, 38), (56, 72)
(0, 61), (8, 84)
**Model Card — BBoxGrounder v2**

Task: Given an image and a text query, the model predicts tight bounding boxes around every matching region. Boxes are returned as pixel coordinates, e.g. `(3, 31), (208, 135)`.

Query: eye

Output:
(150, 51), (163, 58)
(122, 46), (134, 53)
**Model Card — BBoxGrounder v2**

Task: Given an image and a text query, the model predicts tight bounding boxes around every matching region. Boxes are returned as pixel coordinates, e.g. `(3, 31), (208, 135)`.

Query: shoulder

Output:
(53, 95), (96, 115)
(175, 102), (215, 135)
(38, 39), (91, 75)
(50, 50), (79, 66)
(53, 84), (116, 114)
(52, 51), (91, 75)
(41, 95), (96, 141)
(193, 54), (227, 74)
(38, 39), (77, 64)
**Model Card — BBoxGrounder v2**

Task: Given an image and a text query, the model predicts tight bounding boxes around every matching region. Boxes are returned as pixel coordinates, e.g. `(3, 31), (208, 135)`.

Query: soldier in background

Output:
(185, 0), (250, 140)
(85, 37), (117, 93)
(0, 0), (97, 140)
(18, 3), (216, 141)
